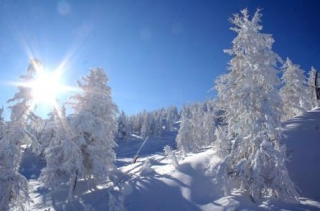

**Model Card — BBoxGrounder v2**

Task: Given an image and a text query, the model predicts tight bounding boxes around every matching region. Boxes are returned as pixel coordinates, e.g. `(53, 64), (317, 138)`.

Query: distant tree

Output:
(0, 59), (42, 210)
(176, 105), (196, 156)
(67, 68), (118, 199)
(150, 110), (163, 137)
(140, 111), (151, 138)
(193, 101), (216, 148)
(280, 58), (309, 121)
(165, 106), (179, 131)
(213, 9), (298, 201)
(117, 111), (130, 140)
(176, 101), (216, 156)
(306, 67), (319, 109)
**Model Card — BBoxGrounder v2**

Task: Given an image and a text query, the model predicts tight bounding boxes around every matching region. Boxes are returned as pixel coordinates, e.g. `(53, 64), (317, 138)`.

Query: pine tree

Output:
(117, 111), (130, 140)
(39, 106), (80, 192)
(140, 111), (151, 138)
(213, 9), (298, 201)
(176, 105), (195, 156)
(0, 59), (42, 210)
(67, 68), (118, 199)
(280, 58), (309, 121)
(176, 102), (216, 156)
(165, 106), (179, 131)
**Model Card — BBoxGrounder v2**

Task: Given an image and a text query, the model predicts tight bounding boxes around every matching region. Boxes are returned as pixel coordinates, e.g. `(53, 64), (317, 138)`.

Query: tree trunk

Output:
(68, 170), (78, 200)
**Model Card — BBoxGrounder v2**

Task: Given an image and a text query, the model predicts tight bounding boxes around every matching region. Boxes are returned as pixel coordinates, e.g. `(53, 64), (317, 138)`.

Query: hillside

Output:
(23, 109), (320, 210)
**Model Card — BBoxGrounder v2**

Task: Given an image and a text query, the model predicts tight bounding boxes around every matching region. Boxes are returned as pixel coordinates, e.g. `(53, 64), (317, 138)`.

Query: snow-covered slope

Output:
(283, 107), (320, 201)
(24, 109), (320, 210)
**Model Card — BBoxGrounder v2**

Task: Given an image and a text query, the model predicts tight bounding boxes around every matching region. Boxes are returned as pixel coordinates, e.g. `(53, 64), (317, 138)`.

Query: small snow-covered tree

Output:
(280, 58), (309, 121)
(165, 106), (179, 131)
(0, 59), (42, 210)
(176, 102), (216, 156)
(213, 9), (298, 201)
(164, 145), (178, 167)
(39, 106), (81, 193)
(117, 110), (130, 140)
(67, 68), (118, 198)
(306, 67), (319, 109)
(193, 101), (216, 148)
(175, 105), (195, 156)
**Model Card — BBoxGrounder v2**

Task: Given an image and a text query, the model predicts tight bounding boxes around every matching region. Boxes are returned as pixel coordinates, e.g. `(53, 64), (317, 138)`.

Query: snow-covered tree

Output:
(175, 105), (195, 156)
(39, 106), (80, 193)
(165, 106), (179, 131)
(164, 145), (178, 167)
(67, 68), (118, 198)
(194, 101), (216, 147)
(306, 67), (319, 109)
(117, 110), (131, 140)
(0, 59), (42, 210)
(213, 9), (298, 201)
(280, 58), (309, 121)
(176, 101), (216, 156)
(140, 111), (151, 138)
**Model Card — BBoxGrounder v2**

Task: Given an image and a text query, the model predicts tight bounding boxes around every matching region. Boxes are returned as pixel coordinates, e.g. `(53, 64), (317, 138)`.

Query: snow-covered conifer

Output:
(39, 106), (81, 192)
(0, 59), (42, 210)
(140, 111), (151, 138)
(67, 68), (118, 198)
(213, 9), (298, 201)
(176, 102), (216, 156)
(165, 106), (179, 131)
(117, 111), (130, 140)
(280, 58), (309, 120)
(175, 105), (195, 156)
(164, 145), (178, 167)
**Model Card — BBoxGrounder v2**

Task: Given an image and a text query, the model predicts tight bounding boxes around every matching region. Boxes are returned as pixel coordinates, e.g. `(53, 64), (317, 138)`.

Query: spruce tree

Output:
(280, 58), (309, 121)
(213, 9), (298, 201)
(0, 59), (41, 210)
(67, 68), (118, 198)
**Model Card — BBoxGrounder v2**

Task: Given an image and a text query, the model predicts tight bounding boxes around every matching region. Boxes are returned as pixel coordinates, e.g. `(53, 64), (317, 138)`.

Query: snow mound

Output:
(283, 107), (320, 201)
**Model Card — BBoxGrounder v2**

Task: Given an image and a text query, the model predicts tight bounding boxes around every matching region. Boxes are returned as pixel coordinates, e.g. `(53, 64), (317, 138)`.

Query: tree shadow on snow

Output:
(128, 174), (201, 211)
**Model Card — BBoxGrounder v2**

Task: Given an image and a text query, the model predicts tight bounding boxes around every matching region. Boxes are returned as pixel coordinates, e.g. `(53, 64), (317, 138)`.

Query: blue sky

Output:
(1, 0), (320, 118)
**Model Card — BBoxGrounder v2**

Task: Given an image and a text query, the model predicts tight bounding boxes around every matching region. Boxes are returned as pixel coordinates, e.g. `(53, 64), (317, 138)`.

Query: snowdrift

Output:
(283, 107), (320, 201)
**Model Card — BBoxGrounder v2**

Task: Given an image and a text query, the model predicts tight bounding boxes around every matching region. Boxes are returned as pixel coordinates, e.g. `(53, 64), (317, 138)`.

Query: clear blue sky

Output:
(1, 0), (320, 118)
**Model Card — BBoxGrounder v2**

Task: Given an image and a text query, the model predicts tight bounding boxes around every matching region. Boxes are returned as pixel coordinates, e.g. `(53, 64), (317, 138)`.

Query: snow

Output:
(20, 109), (320, 210)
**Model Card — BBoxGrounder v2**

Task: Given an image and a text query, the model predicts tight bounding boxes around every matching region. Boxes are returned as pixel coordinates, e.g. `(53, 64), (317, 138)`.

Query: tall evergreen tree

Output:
(213, 9), (298, 201)
(67, 68), (118, 199)
(39, 106), (79, 192)
(280, 58), (309, 121)
(0, 59), (41, 210)
(176, 105), (194, 156)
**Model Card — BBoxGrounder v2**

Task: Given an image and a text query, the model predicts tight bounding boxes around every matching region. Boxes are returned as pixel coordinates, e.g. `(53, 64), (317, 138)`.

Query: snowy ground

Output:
(22, 109), (320, 210)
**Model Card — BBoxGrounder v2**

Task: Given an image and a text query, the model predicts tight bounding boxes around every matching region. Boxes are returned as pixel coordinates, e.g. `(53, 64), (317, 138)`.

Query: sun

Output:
(31, 69), (63, 106)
